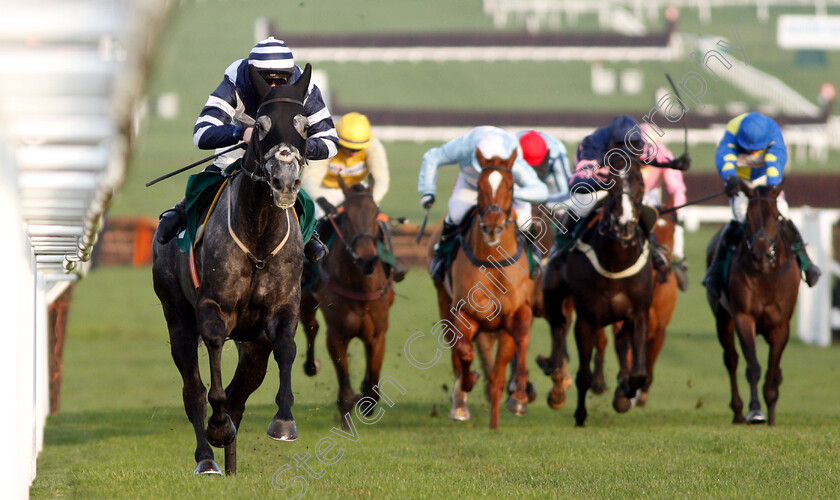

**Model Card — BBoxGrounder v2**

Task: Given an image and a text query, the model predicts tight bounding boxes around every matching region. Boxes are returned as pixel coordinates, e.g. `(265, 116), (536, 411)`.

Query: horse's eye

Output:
(257, 116), (271, 141)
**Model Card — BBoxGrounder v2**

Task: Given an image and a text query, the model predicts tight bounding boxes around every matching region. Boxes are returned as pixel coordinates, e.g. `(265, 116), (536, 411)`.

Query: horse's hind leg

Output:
(636, 322), (667, 407)
(764, 325), (790, 426)
(612, 321), (634, 413)
(300, 292), (321, 376)
(734, 313), (764, 424)
(224, 337), (272, 430)
(715, 310), (744, 423)
(267, 305), (301, 441)
(540, 295), (573, 410)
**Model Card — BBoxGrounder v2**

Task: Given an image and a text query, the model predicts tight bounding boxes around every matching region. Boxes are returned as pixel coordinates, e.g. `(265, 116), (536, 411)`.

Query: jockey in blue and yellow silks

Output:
(703, 112), (821, 296)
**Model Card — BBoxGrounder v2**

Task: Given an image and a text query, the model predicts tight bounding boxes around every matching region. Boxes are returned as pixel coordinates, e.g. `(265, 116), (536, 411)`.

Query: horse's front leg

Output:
(449, 310), (478, 421)
(267, 305), (300, 440)
(540, 285), (573, 410)
(506, 304), (533, 417)
(490, 332), (517, 429)
(715, 311), (744, 423)
(300, 291), (321, 377)
(628, 311), (649, 394)
(612, 320), (634, 413)
(764, 324), (790, 426)
(733, 312), (764, 423)
(197, 301), (236, 448)
(573, 317), (596, 427)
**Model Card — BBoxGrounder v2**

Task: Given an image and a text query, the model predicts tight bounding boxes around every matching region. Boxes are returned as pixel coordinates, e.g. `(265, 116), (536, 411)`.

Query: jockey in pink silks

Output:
(639, 123), (689, 290)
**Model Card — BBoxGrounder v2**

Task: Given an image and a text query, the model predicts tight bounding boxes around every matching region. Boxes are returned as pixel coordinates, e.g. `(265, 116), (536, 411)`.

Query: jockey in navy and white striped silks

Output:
(193, 37), (338, 168)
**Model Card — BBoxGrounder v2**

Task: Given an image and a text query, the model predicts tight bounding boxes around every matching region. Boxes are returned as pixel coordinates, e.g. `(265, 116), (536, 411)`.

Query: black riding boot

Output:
(524, 228), (543, 280)
(639, 204), (669, 273)
(702, 222), (741, 297)
(781, 218), (821, 287)
(431, 220), (459, 283)
(156, 198), (187, 245)
(304, 232), (328, 263)
(379, 220), (407, 282)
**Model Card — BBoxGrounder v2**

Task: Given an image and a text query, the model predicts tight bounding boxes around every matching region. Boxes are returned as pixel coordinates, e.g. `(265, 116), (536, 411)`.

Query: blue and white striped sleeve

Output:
(302, 84), (338, 161)
(193, 64), (246, 150)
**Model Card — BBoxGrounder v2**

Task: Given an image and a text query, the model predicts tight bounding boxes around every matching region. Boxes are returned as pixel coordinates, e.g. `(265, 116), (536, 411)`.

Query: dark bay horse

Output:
(300, 175), (394, 419)
(590, 210), (680, 406)
(706, 180), (798, 425)
(542, 155), (654, 426)
(153, 65), (313, 475)
(428, 149), (537, 430)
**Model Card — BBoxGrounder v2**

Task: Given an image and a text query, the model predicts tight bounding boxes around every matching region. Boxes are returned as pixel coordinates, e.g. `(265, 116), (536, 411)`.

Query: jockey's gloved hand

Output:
(420, 194), (435, 210)
(673, 152), (691, 171)
(724, 175), (740, 197)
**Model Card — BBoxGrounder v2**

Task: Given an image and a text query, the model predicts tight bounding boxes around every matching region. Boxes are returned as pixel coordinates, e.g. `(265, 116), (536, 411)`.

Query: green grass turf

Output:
(31, 228), (840, 499)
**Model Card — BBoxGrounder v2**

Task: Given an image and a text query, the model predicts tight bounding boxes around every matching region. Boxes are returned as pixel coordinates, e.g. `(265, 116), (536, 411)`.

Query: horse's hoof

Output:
(526, 382), (538, 403)
(547, 386), (566, 410)
(193, 459), (222, 476)
(733, 414), (746, 424)
(506, 396), (528, 417)
(303, 359), (321, 377)
(535, 355), (554, 377)
(746, 410), (767, 424)
(267, 418), (298, 441)
(613, 396), (632, 413)
(448, 406), (471, 421)
(590, 375), (608, 395)
(633, 391), (649, 408)
(206, 414), (236, 448)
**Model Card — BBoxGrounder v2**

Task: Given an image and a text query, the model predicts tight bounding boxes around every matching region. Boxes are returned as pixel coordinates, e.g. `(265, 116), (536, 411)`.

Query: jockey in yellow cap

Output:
(302, 112), (406, 281)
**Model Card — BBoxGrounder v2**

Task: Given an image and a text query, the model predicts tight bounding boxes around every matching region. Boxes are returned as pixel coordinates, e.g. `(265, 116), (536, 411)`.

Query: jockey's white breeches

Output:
(445, 174), (532, 229)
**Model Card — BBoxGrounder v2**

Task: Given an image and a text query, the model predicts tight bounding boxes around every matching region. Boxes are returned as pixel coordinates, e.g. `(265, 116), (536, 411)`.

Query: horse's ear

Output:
(337, 172), (349, 193)
(475, 146), (487, 167)
(771, 179), (784, 198)
(504, 148), (517, 169)
(295, 63), (312, 99)
(738, 177), (754, 198)
(367, 173), (375, 193)
(249, 64), (271, 102)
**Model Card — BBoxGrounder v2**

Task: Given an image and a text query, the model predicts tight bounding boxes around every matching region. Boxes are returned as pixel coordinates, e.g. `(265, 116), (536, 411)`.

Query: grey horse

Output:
(152, 64), (312, 475)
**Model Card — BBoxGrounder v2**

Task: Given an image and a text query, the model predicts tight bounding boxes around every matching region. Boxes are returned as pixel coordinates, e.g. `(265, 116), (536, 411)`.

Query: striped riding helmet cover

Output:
(248, 37), (295, 73)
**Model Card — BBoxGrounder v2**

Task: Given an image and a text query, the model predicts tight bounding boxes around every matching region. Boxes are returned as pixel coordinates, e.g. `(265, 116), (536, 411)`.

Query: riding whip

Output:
(665, 73), (689, 157)
(659, 190), (726, 215)
(145, 143), (247, 187)
(415, 207), (430, 244)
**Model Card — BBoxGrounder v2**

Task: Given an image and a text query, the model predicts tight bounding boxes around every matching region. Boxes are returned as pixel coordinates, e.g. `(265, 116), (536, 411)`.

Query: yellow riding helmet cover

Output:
(336, 112), (372, 150)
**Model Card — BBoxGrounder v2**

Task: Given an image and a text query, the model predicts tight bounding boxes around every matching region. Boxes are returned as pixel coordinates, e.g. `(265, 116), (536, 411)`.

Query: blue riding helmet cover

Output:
(735, 113), (773, 151)
(608, 115), (642, 145)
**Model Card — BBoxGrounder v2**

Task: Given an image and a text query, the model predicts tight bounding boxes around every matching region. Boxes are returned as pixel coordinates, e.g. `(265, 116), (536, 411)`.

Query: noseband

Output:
(744, 195), (781, 261)
(327, 191), (380, 267)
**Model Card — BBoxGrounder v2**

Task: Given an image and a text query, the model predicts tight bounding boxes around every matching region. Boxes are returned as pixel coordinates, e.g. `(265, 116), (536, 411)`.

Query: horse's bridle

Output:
(327, 191), (380, 267)
(744, 195), (781, 262)
(478, 165), (515, 232)
(244, 96), (306, 184)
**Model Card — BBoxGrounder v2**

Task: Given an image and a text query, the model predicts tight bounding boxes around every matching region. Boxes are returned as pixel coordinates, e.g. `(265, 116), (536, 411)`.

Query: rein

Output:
(227, 183), (292, 269)
(459, 224), (525, 268)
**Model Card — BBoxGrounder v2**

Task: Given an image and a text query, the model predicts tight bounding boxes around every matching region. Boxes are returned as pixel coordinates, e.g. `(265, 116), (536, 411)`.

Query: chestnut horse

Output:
(542, 155), (654, 426)
(589, 210), (680, 406)
(428, 149), (536, 429)
(706, 180), (798, 425)
(300, 175), (394, 418)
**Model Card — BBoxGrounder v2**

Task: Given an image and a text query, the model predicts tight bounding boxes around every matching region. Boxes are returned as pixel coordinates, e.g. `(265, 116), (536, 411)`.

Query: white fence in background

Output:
(0, 1), (171, 497)
(680, 205), (839, 347)
(483, 0), (840, 29)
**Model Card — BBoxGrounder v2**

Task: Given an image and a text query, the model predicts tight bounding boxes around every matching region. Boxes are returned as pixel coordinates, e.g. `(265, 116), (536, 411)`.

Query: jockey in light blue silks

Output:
(702, 112), (821, 296)
(418, 126), (549, 282)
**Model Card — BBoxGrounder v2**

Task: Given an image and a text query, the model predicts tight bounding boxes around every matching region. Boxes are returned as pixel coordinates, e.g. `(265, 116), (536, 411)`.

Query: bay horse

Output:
(706, 179), (798, 425)
(153, 65), (312, 475)
(541, 154), (654, 426)
(299, 175), (394, 419)
(589, 209), (680, 406)
(428, 148), (537, 429)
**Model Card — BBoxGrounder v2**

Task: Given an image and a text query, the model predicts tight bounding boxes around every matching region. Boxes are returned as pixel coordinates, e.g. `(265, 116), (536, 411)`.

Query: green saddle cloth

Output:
(176, 160), (316, 252)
